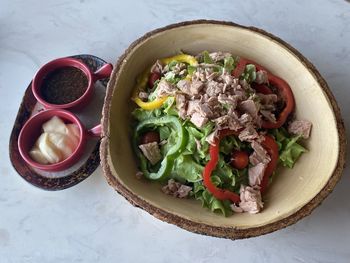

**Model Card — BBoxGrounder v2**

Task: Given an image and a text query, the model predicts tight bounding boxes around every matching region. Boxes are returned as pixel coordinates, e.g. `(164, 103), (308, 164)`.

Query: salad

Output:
(131, 51), (312, 216)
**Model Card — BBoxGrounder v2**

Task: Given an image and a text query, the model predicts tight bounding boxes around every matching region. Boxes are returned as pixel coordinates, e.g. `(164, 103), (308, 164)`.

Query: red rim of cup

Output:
(18, 109), (87, 172)
(31, 57), (94, 109)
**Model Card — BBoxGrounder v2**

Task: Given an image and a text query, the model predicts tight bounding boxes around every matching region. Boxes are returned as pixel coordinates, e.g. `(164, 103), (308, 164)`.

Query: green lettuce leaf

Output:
(172, 155), (203, 183)
(279, 136), (307, 168)
(193, 182), (232, 217)
(211, 154), (248, 193)
(158, 126), (171, 141)
(162, 97), (179, 116)
(272, 128), (308, 168)
(203, 51), (213, 64)
(183, 121), (213, 162)
(132, 108), (162, 121)
(168, 60), (178, 70)
(187, 65), (197, 75)
(219, 135), (242, 154)
(159, 127), (177, 156)
(223, 56), (235, 73)
(242, 64), (256, 83)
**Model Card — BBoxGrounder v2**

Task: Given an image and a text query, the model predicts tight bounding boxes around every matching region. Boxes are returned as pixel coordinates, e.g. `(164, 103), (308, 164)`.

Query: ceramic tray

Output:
(9, 54), (109, 190)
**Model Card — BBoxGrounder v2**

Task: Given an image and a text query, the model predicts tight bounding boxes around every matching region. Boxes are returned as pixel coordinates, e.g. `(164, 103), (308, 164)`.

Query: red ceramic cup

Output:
(18, 109), (101, 171)
(32, 57), (113, 109)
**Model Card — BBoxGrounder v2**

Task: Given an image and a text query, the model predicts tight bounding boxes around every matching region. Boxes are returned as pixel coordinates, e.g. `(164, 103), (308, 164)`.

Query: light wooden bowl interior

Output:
(101, 21), (345, 239)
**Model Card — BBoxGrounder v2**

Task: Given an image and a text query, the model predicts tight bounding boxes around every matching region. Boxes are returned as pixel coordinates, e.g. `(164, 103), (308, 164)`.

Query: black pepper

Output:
(40, 66), (88, 104)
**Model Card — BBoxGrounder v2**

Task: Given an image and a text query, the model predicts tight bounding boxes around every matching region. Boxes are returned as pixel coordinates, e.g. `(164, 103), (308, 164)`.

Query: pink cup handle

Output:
(93, 63), (113, 80)
(87, 124), (101, 137)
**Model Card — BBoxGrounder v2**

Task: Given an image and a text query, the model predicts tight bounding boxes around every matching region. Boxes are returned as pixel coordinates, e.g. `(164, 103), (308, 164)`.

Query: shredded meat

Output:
(175, 94), (187, 119)
(260, 110), (276, 123)
(206, 80), (224, 97)
(239, 113), (253, 125)
(138, 142), (162, 165)
(191, 112), (208, 128)
(258, 93), (278, 105)
(237, 185), (264, 214)
(138, 91), (149, 101)
(156, 79), (176, 98)
(255, 70), (268, 84)
(150, 60), (163, 74)
(177, 79), (191, 95)
(249, 140), (271, 165)
(197, 103), (214, 118)
(208, 51), (232, 62)
(238, 126), (259, 142)
(288, 120), (312, 139)
(239, 99), (259, 120)
(248, 163), (267, 186)
(162, 179), (192, 198)
(190, 80), (204, 95)
(206, 129), (218, 145)
(187, 100), (200, 116)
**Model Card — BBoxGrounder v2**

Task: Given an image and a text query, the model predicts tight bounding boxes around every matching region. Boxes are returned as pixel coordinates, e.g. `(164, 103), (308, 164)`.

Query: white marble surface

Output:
(1, 0), (350, 262)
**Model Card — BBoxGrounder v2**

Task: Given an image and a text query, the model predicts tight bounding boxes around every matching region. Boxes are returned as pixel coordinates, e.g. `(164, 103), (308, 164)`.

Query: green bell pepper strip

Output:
(134, 116), (187, 180)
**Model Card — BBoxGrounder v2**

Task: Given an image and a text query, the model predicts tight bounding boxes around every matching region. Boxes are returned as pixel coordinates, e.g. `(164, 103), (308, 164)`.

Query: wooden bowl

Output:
(100, 20), (346, 239)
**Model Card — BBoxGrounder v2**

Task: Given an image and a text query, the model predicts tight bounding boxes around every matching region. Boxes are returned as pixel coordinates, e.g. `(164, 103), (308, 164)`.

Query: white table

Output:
(1, 0), (350, 262)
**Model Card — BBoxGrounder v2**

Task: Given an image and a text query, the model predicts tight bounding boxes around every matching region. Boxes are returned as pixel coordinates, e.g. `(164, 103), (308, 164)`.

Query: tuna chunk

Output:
(249, 163), (267, 186)
(206, 80), (224, 97)
(150, 60), (163, 74)
(240, 79), (250, 90)
(258, 93), (278, 105)
(138, 91), (149, 101)
(218, 93), (237, 109)
(237, 185), (263, 214)
(197, 103), (214, 118)
(172, 62), (186, 75)
(193, 68), (206, 82)
(260, 110), (276, 123)
(206, 96), (219, 107)
(255, 70), (268, 84)
(238, 126), (259, 142)
(190, 80), (204, 95)
(208, 51), (232, 62)
(191, 112), (208, 128)
(213, 115), (230, 128)
(221, 73), (234, 85)
(288, 120), (312, 139)
(249, 140), (271, 165)
(156, 80), (176, 98)
(162, 179), (192, 198)
(187, 100), (200, 115)
(226, 108), (243, 131)
(230, 204), (244, 213)
(239, 99), (259, 119)
(206, 129), (218, 145)
(177, 79), (191, 94)
(175, 94), (187, 119)
(206, 72), (219, 81)
(138, 142), (162, 165)
(239, 113), (253, 125)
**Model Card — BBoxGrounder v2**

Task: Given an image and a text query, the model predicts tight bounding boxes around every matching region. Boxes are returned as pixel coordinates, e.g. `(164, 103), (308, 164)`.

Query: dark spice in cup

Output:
(40, 66), (88, 105)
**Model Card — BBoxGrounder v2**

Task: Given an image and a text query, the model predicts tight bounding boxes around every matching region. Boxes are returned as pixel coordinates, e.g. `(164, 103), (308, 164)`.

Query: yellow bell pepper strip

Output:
(161, 54), (198, 82)
(132, 96), (168, 110)
(131, 66), (167, 110)
(160, 54), (198, 66)
(132, 54), (198, 110)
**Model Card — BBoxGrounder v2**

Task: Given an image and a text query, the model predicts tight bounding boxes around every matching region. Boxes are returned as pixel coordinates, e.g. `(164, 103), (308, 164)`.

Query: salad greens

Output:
(132, 51), (310, 216)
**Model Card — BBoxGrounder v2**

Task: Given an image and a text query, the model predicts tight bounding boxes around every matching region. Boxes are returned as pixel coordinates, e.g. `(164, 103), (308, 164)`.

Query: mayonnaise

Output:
(29, 116), (80, 164)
